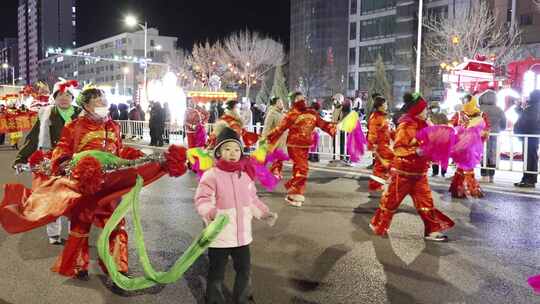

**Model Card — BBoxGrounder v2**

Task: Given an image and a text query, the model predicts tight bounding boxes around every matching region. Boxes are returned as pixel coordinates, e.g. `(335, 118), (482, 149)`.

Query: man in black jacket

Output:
(13, 81), (81, 244)
(514, 90), (540, 188)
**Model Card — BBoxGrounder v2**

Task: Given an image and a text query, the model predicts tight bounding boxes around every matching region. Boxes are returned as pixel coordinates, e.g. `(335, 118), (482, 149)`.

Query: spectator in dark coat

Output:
(208, 101), (220, 124)
(118, 103), (129, 120)
(163, 102), (171, 144)
(149, 102), (165, 146)
(109, 103), (120, 120)
(128, 103), (145, 139)
(479, 90), (506, 182)
(514, 90), (540, 188)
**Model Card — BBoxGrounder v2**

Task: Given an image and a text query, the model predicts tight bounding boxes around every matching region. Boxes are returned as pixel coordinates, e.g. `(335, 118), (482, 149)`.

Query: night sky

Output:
(0, 0), (291, 49)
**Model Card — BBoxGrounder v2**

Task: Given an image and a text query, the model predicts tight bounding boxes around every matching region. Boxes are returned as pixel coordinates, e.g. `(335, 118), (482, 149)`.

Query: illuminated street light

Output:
(125, 14), (149, 104)
(125, 15), (138, 27)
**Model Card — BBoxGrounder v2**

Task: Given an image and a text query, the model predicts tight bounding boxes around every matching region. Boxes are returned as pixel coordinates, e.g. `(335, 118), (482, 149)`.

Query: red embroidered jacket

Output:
(267, 100), (337, 148)
(50, 115), (141, 173)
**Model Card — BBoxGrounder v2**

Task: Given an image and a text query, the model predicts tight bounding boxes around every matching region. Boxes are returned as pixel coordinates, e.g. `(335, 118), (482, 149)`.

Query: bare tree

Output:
(220, 30), (285, 98)
(424, 1), (521, 67)
(185, 41), (230, 89)
(165, 48), (196, 88)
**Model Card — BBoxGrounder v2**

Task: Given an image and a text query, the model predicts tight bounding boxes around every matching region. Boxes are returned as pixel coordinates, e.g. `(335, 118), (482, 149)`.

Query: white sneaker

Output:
(285, 196), (302, 207)
(424, 232), (448, 242)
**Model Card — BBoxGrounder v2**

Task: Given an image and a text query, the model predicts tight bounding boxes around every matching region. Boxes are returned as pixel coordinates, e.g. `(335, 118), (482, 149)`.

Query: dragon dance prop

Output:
(98, 176), (229, 291)
(0, 111), (38, 133)
(338, 111), (367, 162)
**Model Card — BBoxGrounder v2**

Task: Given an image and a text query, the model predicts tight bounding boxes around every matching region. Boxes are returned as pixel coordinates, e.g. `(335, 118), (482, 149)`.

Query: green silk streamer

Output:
(97, 175), (229, 290)
(70, 150), (129, 168)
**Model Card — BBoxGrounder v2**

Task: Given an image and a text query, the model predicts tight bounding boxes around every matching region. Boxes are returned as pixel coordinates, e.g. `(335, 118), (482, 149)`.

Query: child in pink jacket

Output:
(195, 127), (277, 304)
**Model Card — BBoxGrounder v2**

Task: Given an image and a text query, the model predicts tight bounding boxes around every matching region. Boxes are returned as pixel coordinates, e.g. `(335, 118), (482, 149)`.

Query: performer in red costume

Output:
(367, 96), (394, 197)
(184, 99), (209, 148)
(266, 92), (337, 207)
(208, 99), (258, 149)
(0, 86), (187, 281)
(48, 87), (137, 279)
(449, 95), (490, 198)
(370, 95), (455, 241)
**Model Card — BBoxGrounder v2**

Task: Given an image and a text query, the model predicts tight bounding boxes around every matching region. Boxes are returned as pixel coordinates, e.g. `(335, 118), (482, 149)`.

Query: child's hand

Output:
(262, 212), (278, 227)
(204, 208), (217, 222)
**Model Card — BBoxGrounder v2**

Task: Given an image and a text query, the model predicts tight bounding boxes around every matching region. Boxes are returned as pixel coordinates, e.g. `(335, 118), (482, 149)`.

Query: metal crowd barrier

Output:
(116, 120), (539, 176)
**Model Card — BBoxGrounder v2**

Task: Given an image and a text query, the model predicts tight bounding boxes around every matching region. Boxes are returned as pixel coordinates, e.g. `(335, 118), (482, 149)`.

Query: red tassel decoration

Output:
(164, 145), (187, 177)
(71, 156), (105, 195)
(28, 150), (52, 168)
(118, 146), (144, 160)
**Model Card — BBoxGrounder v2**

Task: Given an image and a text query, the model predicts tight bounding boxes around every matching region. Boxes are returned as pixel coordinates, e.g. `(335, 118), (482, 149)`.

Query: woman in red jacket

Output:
(370, 95), (454, 242)
(367, 96), (394, 197)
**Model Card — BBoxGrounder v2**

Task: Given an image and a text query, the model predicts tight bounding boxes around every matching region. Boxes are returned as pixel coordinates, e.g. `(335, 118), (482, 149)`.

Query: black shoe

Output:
(75, 270), (90, 281)
(514, 182), (535, 188)
(48, 236), (65, 245)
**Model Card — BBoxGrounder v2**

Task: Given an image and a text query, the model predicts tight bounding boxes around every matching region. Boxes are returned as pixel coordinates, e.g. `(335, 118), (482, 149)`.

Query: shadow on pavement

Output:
(350, 203), (467, 303)
(289, 243), (351, 292)
(17, 228), (63, 260)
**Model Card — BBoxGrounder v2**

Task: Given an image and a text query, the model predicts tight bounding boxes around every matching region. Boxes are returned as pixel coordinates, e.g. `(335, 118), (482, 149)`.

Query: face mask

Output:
(94, 106), (109, 118)
(432, 108), (440, 113)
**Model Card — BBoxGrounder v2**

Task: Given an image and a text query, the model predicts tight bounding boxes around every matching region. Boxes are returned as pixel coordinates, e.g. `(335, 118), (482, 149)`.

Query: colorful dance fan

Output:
(187, 148), (214, 173)
(528, 275), (540, 293)
(339, 111), (360, 133)
(346, 123), (367, 162)
(416, 125), (456, 170)
(194, 124), (207, 147)
(309, 131), (320, 154)
(450, 126), (484, 170)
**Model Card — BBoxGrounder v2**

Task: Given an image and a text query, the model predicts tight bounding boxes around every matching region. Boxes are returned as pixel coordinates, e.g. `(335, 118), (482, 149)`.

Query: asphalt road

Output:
(0, 147), (539, 304)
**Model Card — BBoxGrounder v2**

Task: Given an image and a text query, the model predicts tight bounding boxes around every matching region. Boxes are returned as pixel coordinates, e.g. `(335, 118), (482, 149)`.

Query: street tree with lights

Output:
(219, 30), (285, 98)
(186, 41), (231, 89)
(424, 1), (521, 69)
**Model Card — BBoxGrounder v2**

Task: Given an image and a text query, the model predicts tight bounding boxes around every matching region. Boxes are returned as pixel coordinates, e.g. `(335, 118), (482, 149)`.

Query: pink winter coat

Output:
(194, 167), (270, 248)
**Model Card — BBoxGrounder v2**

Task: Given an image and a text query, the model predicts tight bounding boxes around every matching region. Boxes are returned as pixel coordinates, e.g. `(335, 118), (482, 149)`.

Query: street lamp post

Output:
(122, 67), (130, 96)
(415, 0), (424, 93)
(2, 63), (15, 86)
(125, 16), (149, 103)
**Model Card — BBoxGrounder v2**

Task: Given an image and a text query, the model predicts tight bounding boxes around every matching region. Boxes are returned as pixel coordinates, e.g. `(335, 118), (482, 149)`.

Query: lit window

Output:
(72, 6), (76, 13)
(72, 20), (76, 26)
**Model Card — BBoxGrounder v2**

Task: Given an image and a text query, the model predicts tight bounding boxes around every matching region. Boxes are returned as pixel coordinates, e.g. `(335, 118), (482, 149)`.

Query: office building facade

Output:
(38, 28), (177, 98)
(347, 0), (473, 101)
(0, 38), (19, 85)
(290, 0), (349, 98)
(18, 0), (77, 84)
